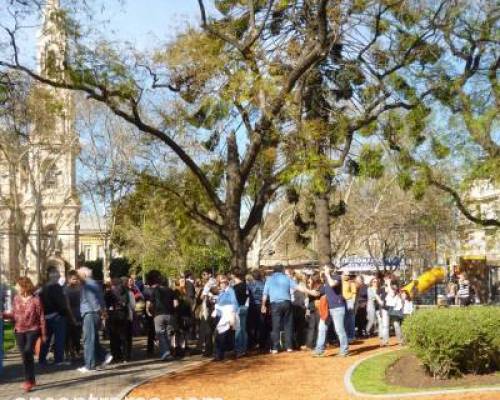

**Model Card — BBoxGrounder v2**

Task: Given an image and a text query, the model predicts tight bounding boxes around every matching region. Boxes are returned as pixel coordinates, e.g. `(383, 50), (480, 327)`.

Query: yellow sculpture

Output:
(403, 267), (445, 298)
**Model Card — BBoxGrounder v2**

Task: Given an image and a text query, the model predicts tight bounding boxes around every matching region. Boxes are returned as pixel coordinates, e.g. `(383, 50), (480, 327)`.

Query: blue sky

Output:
(103, 0), (203, 46)
(0, 0), (213, 214)
(0, 0), (209, 65)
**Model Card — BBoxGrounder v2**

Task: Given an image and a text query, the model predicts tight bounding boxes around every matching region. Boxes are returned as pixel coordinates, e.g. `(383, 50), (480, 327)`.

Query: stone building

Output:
(452, 180), (500, 302)
(0, 0), (80, 285)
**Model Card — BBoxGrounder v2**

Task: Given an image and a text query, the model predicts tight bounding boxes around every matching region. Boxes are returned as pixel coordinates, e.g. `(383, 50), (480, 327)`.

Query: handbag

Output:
(388, 307), (403, 320)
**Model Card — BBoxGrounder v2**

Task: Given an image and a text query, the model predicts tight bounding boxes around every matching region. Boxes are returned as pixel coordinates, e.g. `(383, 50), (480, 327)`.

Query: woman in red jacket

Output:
(5, 277), (46, 392)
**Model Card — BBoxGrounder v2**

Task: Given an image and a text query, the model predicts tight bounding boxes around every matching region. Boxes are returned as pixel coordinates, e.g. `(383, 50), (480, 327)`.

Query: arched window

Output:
(43, 224), (58, 256)
(42, 159), (59, 189)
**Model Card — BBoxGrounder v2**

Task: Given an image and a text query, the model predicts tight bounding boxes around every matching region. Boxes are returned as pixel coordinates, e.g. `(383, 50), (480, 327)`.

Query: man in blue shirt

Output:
(77, 267), (112, 372)
(261, 265), (318, 353)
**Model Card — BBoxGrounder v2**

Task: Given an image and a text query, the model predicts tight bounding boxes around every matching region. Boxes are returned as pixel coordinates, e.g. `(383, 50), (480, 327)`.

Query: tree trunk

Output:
(230, 241), (248, 272)
(225, 132), (248, 273)
(314, 189), (332, 266)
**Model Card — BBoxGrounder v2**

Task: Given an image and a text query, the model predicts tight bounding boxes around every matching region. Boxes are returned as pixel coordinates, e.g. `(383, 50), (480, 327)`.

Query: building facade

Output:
(79, 214), (110, 263)
(0, 0), (80, 285)
(451, 180), (500, 302)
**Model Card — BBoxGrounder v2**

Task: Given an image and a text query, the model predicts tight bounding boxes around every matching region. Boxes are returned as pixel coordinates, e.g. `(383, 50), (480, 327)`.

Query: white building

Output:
(0, 0), (80, 285)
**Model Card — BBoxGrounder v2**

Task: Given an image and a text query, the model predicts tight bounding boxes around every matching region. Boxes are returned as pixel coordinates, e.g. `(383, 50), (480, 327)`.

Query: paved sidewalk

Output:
(0, 338), (205, 400)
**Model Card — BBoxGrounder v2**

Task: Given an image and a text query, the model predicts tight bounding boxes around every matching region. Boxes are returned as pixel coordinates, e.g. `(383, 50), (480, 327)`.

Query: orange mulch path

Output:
(130, 337), (499, 400)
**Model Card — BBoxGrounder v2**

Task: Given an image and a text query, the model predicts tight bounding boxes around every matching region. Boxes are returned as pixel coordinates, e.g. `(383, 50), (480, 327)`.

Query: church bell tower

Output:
(30, 0), (80, 280)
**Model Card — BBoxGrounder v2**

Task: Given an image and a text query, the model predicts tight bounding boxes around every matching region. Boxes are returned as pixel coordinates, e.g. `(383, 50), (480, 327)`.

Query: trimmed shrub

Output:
(402, 306), (500, 379)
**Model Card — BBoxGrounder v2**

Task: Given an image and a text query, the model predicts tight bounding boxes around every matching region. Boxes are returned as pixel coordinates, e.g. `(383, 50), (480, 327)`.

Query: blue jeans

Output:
(314, 318), (328, 353)
(154, 314), (174, 356)
(82, 312), (106, 370)
(315, 308), (349, 355)
(39, 315), (66, 364)
(345, 307), (356, 341)
(270, 301), (293, 351)
(235, 306), (248, 354)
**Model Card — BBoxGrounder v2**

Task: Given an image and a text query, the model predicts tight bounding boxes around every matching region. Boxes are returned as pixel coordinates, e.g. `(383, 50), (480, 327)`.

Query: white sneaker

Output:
(77, 367), (94, 373)
(101, 353), (113, 367)
(270, 349), (278, 355)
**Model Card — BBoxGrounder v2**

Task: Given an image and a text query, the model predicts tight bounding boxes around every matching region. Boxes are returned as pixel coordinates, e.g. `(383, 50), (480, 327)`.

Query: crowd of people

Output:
(4, 263), (417, 393)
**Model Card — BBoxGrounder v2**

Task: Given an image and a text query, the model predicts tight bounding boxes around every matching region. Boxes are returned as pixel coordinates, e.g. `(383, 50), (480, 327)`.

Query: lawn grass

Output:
(351, 350), (413, 394)
(351, 350), (500, 395)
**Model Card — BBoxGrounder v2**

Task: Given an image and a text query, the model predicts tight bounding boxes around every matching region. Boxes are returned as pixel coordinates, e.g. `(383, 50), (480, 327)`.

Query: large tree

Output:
(0, 0), (337, 271)
(113, 173), (230, 277)
(284, 0), (459, 264)
(377, 0), (499, 227)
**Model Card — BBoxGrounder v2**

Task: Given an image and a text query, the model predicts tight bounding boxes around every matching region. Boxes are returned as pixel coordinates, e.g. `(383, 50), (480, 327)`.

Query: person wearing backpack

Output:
(105, 276), (133, 363)
(39, 266), (75, 366)
(146, 271), (178, 361)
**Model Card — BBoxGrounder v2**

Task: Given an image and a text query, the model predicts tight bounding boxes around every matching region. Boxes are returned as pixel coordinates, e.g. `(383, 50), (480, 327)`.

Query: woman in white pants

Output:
(389, 289), (403, 345)
(366, 278), (379, 336)
(375, 277), (395, 347)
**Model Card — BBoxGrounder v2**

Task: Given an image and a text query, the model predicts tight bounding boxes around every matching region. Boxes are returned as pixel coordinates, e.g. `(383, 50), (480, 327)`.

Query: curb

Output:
(344, 350), (500, 399)
(117, 358), (210, 400)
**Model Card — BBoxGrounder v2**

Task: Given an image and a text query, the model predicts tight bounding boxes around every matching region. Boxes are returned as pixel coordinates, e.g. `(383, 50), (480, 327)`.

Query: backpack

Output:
(107, 286), (129, 321)
(319, 295), (329, 321)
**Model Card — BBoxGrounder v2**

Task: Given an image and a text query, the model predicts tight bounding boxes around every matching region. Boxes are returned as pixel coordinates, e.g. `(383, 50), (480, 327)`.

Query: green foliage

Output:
(109, 257), (132, 278)
(359, 120), (378, 137)
(347, 159), (361, 176)
(359, 145), (385, 179)
(419, 42), (443, 64)
(113, 172), (230, 277)
(412, 177), (427, 201)
(329, 200), (346, 217)
(468, 157), (500, 183)
(403, 307), (500, 379)
(431, 138), (451, 159)
(390, 74), (416, 99)
(397, 171), (413, 191)
(189, 98), (229, 130)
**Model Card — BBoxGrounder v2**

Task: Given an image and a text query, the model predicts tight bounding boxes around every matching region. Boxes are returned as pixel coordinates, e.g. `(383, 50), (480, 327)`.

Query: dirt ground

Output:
(130, 337), (500, 400)
(387, 352), (500, 389)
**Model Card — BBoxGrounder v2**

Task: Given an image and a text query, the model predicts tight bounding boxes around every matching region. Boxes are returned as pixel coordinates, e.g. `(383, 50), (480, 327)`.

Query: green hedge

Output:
(403, 306), (500, 379)
(3, 322), (15, 352)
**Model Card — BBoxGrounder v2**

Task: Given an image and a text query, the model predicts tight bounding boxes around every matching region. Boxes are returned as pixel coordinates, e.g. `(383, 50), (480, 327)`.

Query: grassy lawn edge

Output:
(350, 349), (500, 395)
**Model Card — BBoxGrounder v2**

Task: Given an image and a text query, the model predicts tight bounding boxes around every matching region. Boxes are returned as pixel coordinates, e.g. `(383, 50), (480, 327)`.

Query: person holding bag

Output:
(4, 277), (46, 392)
(388, 286), (404, 345)
(374, 278), (389, 347)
